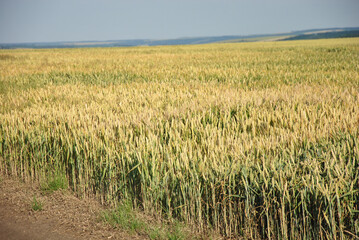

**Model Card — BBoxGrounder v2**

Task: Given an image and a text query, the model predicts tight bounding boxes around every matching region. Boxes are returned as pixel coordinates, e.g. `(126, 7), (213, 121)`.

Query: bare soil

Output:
(0, 176), (143, 240)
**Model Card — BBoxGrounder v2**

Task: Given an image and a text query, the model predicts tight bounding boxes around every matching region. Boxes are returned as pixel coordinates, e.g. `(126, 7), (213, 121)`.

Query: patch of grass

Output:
(148, 227), (165, 240)
(31, 196), (43, 211)
(167, 222), (185, 240)
(41, 173), (68, 194)
(102, 201), (146, 234)
(101, 201), (191, 239)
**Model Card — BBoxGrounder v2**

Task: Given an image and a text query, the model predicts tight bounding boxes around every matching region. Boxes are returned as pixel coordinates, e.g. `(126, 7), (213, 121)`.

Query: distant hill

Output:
(1, 27), (359, 49)
(279, 30), (359, 41)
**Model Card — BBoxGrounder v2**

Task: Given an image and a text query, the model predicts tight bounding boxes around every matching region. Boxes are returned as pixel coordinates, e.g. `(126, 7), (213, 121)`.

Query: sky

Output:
(0, 0), (358, 44)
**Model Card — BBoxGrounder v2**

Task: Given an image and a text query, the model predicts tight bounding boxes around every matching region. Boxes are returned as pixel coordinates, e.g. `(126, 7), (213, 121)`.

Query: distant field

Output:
(1, 38), (358, 239)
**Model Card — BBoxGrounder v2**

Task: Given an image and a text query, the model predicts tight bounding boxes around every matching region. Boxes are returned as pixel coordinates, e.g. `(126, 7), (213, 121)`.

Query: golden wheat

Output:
(1, 38), (358, 239)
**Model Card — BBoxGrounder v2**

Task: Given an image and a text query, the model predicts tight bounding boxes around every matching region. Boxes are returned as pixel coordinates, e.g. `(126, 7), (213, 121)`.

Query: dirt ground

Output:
(0, 176), (143, 240)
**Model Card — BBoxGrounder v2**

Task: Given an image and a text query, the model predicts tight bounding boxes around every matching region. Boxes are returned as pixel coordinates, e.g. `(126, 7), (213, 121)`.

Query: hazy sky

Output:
(0, 0), (358, 43)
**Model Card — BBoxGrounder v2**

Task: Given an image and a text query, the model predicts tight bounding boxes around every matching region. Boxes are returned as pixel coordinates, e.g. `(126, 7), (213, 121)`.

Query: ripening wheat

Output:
(0, 38), (358, 239)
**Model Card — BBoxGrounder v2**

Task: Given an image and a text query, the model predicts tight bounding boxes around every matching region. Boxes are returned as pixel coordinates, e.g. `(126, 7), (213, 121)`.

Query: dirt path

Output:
(0, 176), (141, 240)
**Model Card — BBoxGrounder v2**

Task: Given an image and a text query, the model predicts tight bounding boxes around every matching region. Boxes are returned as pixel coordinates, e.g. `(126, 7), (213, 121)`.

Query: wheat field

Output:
(1, 38), (358, 239)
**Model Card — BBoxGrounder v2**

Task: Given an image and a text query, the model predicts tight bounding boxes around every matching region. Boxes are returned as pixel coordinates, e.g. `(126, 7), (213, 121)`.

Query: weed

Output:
(31, 196), (43, 211)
